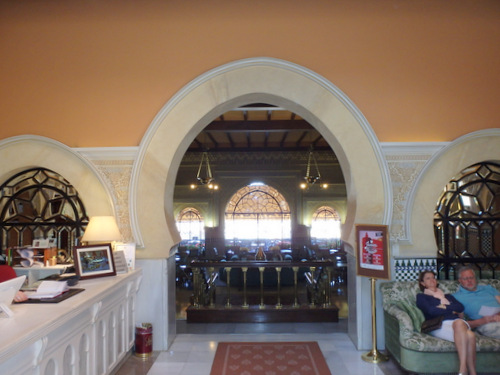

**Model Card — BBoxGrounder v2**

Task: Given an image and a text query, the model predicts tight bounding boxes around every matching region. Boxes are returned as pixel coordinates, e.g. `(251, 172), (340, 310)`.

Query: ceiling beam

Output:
(205, 120), (314, 132)
(206, 133), (218, 149)
(295, 131), (308, 148)
(279, 132), (289, 147)
(226, 132), (235, 148)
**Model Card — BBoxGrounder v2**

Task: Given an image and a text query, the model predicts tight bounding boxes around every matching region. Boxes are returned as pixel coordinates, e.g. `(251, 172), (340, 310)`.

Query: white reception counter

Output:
(0, 269), (142, 375)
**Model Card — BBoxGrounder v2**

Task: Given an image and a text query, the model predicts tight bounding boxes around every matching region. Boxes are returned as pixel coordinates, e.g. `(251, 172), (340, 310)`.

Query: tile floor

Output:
(114, 320), (408, 375)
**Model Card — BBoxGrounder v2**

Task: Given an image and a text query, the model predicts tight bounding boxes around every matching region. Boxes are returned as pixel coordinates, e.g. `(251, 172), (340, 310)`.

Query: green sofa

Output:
(380, 279), (500, 374)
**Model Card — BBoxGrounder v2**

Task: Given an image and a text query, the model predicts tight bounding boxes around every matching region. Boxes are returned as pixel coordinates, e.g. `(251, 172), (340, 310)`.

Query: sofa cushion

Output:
(395, 300), (425, 331)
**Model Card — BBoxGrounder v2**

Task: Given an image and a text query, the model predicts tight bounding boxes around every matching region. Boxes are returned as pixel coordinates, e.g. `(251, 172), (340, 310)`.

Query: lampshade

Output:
(81, 216), (121, 243)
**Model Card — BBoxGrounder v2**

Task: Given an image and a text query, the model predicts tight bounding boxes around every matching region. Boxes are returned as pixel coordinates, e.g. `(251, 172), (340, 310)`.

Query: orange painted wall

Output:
(1, 0), (499, 147)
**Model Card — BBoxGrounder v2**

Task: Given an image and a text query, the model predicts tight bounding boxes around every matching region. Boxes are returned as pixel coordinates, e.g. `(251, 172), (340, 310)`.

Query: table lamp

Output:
(81, 216), (121, 247)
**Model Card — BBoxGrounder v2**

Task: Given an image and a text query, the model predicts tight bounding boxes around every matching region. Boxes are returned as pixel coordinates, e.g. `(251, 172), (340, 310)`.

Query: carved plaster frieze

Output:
(182, 150), (339, 165)
(387, 160), (426, 240)
(91, 160), (134, 243)
(382, 143), (446, 242)
(385, 155), (433, 241)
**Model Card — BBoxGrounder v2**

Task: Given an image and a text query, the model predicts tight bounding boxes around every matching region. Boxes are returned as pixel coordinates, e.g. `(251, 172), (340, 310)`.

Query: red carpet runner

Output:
(210, 341), (332, 375)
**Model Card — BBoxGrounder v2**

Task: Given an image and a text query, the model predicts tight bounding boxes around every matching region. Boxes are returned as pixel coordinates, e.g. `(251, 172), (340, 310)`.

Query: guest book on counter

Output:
(27, 280), (69, 299)
(19, 280), (85, 304)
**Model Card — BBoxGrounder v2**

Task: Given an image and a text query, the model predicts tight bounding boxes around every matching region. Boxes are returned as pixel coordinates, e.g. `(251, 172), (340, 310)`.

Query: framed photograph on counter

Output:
(73, 244), (116, 280)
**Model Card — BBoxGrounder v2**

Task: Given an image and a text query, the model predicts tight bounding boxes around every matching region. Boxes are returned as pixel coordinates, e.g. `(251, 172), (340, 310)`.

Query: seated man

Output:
(453, 265), (500, 339)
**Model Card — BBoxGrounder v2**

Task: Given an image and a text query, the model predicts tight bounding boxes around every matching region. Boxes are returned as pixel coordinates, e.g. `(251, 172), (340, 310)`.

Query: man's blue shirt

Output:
(453, 285), (500, 320)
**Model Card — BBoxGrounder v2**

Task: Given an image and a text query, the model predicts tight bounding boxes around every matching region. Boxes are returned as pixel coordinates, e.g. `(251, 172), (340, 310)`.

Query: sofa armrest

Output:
(384, 304), (457, 352)
(385, 303), (418, 340)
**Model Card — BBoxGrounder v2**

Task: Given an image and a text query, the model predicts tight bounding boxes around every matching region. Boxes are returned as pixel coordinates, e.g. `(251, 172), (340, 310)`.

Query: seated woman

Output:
(0, 264), (28, 302)
(417, 270), (477, 375)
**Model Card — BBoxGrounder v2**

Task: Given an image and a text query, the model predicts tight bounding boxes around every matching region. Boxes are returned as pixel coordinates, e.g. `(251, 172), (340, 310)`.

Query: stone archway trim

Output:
(402, 128), (500, 256)
(0, 135), (115, 217)
(131, 57), (391, 258)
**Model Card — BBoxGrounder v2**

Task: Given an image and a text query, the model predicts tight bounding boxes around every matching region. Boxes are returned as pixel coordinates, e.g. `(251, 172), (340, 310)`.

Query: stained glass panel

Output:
(0, 168), (88, 254)
(434, 162), (500, 279)
(225, 184), (291, 242)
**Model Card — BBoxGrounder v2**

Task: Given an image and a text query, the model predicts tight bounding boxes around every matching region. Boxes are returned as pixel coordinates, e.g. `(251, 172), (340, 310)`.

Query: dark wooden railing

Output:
(187, 259), (340, 323)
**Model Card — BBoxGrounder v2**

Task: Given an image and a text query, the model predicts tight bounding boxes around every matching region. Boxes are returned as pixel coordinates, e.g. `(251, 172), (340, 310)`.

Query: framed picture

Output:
(73, 244), (116, 280)
(355, 224), (390, 279)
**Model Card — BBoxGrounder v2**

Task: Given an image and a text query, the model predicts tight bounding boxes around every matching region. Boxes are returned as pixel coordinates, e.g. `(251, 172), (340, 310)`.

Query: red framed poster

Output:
(355, 224), (390, 279)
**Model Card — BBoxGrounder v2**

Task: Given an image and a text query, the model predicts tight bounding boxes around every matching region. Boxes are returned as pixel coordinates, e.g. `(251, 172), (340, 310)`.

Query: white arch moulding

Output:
(130, 57), (392, 258)
(0, 135), (116, 217)
(401, 128), (500, 256)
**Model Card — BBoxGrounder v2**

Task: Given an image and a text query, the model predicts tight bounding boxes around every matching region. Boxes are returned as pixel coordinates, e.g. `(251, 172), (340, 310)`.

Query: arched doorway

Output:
(131, 57), (391, 349)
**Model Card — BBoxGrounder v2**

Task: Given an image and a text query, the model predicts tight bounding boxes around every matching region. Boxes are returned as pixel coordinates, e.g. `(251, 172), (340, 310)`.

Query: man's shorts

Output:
(476, 321), (500, 339)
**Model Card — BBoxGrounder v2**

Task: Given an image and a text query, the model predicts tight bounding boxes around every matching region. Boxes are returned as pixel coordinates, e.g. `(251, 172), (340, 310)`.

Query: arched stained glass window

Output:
(225, 184), (290, 245)
(434, 162), (500, 278)
(311, 206), (341, 248)
(176, 207), (204, 243)
(0, 168), (88, 254)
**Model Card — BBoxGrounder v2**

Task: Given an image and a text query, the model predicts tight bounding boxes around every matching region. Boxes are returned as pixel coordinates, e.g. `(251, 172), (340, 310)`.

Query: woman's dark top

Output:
(416, 292), (464, 321)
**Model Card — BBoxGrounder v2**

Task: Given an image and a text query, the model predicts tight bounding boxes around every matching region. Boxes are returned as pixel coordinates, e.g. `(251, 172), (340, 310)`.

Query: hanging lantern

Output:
(196, 152), (214, 185)
(303, 148), (321, 185)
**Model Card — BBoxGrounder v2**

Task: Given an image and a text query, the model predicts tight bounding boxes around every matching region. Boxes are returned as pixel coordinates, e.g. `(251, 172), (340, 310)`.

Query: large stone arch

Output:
(0, 135), (115, 217)
(401, 129), (500, 256)
(131, 58), (392, 259)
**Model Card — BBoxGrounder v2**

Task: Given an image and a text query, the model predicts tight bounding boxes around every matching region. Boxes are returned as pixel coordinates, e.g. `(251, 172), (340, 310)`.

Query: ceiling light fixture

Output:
(301, 147), (328, 190)
(197, 152), (213, 185)
(191, 151), (219, 190)
(303, 147), (320, 184)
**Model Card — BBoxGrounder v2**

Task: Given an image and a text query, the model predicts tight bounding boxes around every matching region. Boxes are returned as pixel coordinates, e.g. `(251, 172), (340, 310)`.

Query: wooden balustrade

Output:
(187, 260), (340, 323)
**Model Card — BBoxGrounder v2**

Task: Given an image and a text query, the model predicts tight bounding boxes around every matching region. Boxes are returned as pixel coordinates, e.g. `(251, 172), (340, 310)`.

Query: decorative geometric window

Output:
(434, 162), (500, 279)
(225, 184), (291, 242)
(176, 207), (204, 242)
(0, 167), (88, 253)
(311, 206), (341, 245)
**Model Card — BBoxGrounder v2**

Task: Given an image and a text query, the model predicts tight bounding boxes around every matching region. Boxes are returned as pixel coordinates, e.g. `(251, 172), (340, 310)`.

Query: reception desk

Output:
(0, 269), (142, 375)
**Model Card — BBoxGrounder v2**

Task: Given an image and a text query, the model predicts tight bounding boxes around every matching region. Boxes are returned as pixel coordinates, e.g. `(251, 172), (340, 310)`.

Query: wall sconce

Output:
(81, 216), (121, 246)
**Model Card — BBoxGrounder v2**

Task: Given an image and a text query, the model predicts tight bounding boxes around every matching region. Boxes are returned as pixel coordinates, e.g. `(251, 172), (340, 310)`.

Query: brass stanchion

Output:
(242, 267), (249, 308)
(309, 266), (316, 308)
(208, 267), (216, 308)
(362, 277), (388, 363)
(259, 267), (265, 309)
(292, 266), (299, 308)
(192, 267), (201, 308)
(225, 267), (232, 308)
(275, 267), (282, 309)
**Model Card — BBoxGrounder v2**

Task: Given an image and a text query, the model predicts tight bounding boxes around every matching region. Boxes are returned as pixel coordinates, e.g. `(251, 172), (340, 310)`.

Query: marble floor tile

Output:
(114, 321), (407, 375)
